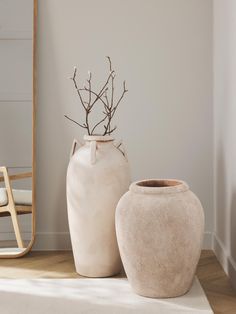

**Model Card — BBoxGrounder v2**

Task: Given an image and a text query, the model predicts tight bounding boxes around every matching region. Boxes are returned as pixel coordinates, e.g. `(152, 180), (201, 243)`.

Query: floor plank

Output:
(0, 250), (235, 313)
(197, 250), (236, 313)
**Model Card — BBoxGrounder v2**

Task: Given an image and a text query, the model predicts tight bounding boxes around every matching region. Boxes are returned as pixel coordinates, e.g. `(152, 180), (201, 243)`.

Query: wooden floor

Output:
(197, 250), (236, 314)
(0, 250), (234, 313)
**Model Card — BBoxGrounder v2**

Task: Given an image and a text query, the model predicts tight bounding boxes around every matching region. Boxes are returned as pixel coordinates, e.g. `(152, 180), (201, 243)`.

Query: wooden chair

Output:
(0, 167), (32, 248)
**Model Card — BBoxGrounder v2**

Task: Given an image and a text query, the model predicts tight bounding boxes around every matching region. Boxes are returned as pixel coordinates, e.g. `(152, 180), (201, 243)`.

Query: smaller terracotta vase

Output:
(115, 179), (205, 298)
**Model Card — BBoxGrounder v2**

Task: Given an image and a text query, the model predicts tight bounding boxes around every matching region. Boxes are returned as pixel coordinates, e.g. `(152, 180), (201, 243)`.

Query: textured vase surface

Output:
(67, 135), (130, 277)
(116, 179), (205, 298)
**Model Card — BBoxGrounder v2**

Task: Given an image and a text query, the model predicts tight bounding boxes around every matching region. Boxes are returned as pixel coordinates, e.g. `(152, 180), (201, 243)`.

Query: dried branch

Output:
(106, 57), (115, 107)
(106, 56), (115, 133)
(79, 87), (108, 109)
(64, 115), (87, 129)
(104, 124), (117, 135)
(87, 71), (92, 107)
(70, 68), (87, 111)
(107, 56), (112, 72)
(89, 70), (115, 110)
(66, 57), (128, 136)
(109, 126), (117, 134)
(111, 81), (128, 117)
(70, 67), (91, 134)
(103, 90), (110, 114)
(103, 80), (128, 135)
(91, 115), (108, 134)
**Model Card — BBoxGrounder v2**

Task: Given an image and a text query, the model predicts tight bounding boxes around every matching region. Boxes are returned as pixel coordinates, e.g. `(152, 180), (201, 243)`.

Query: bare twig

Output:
(64, 115), (87, 129)
(70, 67), (91, 134)
(104, 125), (117, 135)
(79, 87), (108, 109)
(103, 90), (109, 109)
(70, 68), (87, 111)
(91, 115), (108, 134)
(87, 71), (92, 107)
(67, 57), (127, 136)
(89, 70), (115, 110)
(106, 56), (115, 133)
(109, 126), (117, 134)
(107, 56), (112, 72)
(111, 81), (128, 118)
(103, 80), (128, 135)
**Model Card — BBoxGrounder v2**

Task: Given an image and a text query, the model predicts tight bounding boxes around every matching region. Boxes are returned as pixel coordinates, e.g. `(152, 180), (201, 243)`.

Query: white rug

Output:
(0, 277), (213, 314)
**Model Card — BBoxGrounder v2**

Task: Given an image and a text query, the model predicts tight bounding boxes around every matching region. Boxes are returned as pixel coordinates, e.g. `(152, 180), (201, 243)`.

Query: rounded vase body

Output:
(116, 179), (205, 298)
(67, 135), (130, 277)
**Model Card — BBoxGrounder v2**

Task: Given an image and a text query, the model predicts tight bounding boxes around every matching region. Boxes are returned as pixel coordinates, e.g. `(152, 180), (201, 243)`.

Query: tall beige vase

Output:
(116, 179), (205, 298)
(67, 135), (130, 277)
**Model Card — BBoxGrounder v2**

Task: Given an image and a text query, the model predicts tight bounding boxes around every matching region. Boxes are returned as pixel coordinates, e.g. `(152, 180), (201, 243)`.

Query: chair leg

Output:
(0, 167), (25, 248)
(10, 211), (24, 248)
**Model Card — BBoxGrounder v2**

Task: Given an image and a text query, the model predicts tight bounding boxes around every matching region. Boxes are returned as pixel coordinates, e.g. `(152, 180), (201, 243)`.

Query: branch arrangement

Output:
(65, 57), (128, 136)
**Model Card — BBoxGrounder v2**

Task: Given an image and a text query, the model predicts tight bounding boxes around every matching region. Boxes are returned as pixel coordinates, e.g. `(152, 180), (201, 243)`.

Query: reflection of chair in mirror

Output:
(0, 167), (32, 248)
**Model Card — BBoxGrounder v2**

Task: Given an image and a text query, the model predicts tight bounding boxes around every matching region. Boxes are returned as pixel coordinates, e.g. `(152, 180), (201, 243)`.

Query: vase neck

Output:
(83, 135), (114, 143)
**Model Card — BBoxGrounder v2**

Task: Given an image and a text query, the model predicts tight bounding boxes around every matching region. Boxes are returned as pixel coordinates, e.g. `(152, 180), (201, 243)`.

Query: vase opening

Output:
(130, 179), (189, 194)
(136, 180), (181, 188)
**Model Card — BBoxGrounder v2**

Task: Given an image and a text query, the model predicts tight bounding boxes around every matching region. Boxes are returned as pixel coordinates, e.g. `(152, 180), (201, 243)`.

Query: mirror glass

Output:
(0, 0), (35, 256)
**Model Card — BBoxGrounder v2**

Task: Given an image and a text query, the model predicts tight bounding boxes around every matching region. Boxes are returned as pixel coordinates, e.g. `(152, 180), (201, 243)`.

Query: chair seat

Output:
(0, 188), (32, 207)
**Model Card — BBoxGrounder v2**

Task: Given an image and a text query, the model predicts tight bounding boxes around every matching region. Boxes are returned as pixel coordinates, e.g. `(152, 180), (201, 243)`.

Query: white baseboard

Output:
(213, 234), (236, 290)
(0, 232), (31, 241)
(0, 232), (31, 248)
(32, 231), (213, 251)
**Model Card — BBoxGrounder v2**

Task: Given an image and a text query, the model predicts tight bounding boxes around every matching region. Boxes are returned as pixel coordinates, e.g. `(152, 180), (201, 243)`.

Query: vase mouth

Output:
(130, 179), (189, 194)
(84, 135), (114, 142)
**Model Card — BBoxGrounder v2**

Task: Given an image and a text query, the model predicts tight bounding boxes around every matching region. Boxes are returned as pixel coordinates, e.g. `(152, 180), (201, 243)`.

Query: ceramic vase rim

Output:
(129, 179), (189, 195)
(84, 135), (114, 142)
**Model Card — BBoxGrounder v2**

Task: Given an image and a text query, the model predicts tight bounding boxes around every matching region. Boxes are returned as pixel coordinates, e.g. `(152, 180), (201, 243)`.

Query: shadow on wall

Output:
(37, 1), (73, 240)
(230, 190), (236, 289)
(215, 141), (236, 289)
(215, 143), (228, 247)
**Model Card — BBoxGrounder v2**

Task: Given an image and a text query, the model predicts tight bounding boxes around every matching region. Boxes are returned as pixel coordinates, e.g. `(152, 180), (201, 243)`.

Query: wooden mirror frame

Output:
(0, 0), (37, 258)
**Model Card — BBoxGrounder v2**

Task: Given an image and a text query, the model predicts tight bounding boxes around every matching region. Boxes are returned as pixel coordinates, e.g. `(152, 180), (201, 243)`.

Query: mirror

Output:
(0, 0), (36, 257)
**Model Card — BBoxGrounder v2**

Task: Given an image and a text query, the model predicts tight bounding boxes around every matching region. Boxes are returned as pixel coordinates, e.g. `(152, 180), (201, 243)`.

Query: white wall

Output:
(214, 0), (236, 288)
(36, 0), (213, 249)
